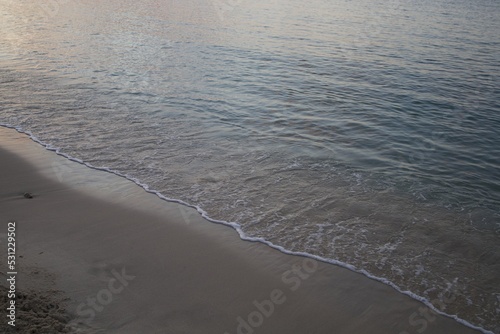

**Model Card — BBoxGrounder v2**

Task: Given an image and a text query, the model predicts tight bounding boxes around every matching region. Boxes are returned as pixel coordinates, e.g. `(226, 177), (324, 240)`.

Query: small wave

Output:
(0, 123), (494, 334)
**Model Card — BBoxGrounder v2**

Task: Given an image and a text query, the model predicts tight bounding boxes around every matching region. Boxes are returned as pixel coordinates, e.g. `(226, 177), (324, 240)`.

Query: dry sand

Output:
(0, 127), (486, 334)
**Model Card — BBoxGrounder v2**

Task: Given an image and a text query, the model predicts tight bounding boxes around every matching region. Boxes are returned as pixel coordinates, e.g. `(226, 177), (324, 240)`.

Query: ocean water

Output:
(1, 0), (499, 332)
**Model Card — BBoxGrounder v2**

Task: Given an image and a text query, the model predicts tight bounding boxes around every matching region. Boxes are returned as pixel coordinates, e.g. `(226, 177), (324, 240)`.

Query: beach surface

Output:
(0, 126), (486, 334)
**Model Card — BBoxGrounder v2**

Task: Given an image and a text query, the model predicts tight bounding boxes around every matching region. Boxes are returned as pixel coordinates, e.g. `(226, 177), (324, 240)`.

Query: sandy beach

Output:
(0, 126), (486, 334)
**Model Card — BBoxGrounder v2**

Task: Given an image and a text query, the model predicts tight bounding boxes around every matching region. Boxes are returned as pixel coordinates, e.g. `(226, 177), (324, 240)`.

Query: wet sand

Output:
(0, 126), (486, 334)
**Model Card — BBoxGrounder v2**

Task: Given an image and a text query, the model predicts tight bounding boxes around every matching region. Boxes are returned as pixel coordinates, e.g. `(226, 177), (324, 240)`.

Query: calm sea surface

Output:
(1, 0), (499, 332)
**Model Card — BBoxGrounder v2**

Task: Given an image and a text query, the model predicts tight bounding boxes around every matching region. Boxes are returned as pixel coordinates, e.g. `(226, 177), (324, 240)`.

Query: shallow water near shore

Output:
(0, 126), (487, 334)
(1, 0), (499, 332)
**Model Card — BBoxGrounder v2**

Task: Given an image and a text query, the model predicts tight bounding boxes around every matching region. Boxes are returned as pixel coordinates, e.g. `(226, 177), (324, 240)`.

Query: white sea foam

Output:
(0, 123), (494, 334)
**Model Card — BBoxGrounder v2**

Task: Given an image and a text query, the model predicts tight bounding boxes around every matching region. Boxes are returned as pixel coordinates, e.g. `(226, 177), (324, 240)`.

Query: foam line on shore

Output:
(0, 123), (493, 334)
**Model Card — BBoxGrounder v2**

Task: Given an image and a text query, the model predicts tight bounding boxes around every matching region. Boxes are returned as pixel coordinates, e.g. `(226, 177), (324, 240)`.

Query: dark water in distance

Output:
(1, 0), (499, 332)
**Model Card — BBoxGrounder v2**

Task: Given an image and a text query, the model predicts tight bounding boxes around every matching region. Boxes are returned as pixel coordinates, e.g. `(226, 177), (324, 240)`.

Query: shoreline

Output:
(0, 126), (491, 334)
